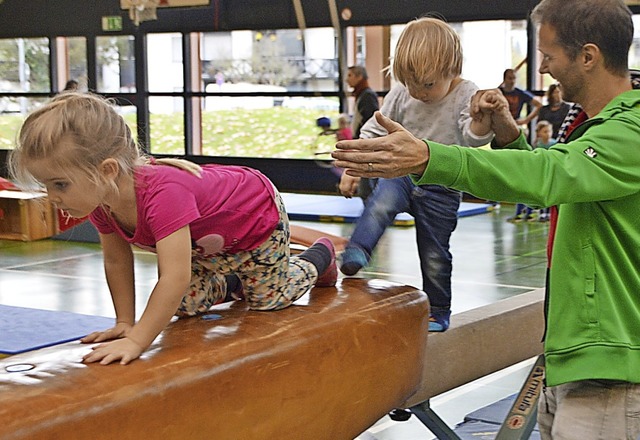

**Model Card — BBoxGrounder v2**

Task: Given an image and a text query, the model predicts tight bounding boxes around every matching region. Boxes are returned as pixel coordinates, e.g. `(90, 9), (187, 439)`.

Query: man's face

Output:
(503, 71), (517, 91)
(346, 70), (362, 89)
(537, 23), (583, 104)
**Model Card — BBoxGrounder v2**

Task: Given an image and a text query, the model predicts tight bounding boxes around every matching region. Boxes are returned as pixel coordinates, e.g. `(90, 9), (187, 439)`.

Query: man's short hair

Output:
(348, 65), (368, 80)
(503, 69), (515, 80)
(531, 0), (632, 76)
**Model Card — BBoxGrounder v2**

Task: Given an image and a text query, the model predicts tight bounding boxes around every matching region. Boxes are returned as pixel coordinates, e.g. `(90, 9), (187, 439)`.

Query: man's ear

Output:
(581, 43), (601, 71)
(98, 158), (120, 180)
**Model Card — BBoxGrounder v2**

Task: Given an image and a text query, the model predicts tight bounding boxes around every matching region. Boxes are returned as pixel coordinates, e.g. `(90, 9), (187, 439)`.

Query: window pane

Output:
(147, 33), (183, 93)
(149, 96), (184, 155)
(96, 35), (136, 93)
(0, 38), (50, 93)
(0, 97), (50, 149)
(196, 28), (340, 159)
(201, 98), (339, 158)
(66, 37), (88, 91)
(201, 28), (338, 92)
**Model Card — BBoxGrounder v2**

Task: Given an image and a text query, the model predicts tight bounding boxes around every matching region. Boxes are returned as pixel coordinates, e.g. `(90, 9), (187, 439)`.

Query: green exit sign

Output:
(102, 16), (123, 32)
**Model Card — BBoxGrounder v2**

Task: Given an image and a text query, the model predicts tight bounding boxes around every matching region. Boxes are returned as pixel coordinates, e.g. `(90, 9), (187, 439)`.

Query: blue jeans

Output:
(347, 176), (461, 311)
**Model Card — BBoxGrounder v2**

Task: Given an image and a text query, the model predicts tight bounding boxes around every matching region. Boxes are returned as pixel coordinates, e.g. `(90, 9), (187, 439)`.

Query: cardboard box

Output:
(0, 190), (58, 241)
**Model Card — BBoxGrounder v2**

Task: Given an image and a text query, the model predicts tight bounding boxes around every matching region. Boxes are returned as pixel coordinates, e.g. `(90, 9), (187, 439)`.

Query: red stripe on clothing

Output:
(547, 111), (589, 267)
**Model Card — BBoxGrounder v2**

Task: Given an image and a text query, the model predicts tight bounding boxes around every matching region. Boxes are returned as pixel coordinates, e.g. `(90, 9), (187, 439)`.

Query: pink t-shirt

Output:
(90, 164), (279, 256)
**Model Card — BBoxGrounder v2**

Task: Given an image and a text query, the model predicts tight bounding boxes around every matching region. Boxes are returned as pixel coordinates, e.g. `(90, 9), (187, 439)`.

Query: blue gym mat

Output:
(282, 193), (492, 225)
(0, 305), (114, 355)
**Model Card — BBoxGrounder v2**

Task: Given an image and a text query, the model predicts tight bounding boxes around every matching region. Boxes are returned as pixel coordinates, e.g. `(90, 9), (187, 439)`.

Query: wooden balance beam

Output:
(397, 288), (545, 439)
(0, 278), (429, 440)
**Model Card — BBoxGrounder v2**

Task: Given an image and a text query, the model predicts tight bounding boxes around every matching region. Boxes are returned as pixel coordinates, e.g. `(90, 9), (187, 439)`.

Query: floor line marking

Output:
(0, 252), (100, 270)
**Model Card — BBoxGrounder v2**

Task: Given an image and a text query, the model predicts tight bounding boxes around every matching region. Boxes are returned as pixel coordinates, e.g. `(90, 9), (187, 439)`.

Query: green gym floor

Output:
(0, 202), (548, 439)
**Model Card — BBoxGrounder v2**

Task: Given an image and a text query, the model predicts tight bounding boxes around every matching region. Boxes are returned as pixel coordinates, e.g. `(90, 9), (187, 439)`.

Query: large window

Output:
(144, 28), (342, 157)
(3, 16), (640, 161)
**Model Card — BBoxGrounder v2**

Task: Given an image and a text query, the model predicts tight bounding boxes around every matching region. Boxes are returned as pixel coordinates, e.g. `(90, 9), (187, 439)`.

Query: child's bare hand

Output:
(338, 173), (361, 198)
(471, 89), (509, 116)
(81, 322), (132, 344)
(82, 337), (144, 365)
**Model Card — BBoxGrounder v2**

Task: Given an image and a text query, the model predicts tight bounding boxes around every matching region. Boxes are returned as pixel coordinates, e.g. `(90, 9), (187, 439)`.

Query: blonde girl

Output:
(10, 92), (336, 365)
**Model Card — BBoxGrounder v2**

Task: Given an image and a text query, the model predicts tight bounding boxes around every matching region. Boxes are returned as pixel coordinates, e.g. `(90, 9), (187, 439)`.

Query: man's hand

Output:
(332, 112), (429, 178)
(82, 336), (145, 365)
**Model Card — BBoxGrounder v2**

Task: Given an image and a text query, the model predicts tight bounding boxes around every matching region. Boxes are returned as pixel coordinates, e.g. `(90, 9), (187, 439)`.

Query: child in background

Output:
(534, 119), (557, 149)
(316, 116), (334, 136)
(534, 120), (556, 221)
(337, 16), (494, 332)
(9, 92), (337, 365)
(336, 114), (353, 141)
(506, 202), (534, 223)
(506, 121), (557, 223)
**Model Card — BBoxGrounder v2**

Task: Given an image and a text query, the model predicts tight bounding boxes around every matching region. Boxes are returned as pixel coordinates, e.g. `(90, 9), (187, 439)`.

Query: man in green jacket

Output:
(332, 0), (640, 438)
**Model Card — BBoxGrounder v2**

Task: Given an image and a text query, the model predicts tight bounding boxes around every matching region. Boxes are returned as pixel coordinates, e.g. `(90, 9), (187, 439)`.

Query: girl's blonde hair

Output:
(9, 92), (200, 191)
(392, 16), (463, 85)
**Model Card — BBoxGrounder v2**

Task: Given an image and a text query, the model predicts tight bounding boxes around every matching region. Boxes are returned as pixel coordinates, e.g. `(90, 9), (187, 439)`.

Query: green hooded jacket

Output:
(415, 89), (640, 386)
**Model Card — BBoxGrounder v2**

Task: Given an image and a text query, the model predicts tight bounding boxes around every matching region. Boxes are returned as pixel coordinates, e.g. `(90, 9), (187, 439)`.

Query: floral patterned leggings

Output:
(176, 192), (318, 316)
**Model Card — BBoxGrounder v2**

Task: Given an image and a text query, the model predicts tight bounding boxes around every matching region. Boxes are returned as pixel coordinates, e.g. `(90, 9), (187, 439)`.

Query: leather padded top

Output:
(0, 278), (429, 440)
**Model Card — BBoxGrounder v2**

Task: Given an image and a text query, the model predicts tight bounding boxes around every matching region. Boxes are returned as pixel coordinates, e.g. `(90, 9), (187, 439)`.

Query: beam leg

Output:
(409, 400), (462, 440)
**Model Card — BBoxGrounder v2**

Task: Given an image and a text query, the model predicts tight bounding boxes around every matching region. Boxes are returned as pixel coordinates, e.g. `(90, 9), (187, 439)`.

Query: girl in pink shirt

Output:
(9, 92), (337, 365)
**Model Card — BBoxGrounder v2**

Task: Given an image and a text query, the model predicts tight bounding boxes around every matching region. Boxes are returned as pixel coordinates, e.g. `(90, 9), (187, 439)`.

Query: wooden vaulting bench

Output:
(0, 278), (429, 440)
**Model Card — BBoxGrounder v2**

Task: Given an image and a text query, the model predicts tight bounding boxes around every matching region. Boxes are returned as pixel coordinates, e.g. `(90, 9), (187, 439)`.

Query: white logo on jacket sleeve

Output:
(584, 147), (597, 158)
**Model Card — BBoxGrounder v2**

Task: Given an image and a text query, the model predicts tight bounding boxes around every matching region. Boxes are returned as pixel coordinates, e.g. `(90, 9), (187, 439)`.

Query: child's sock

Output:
(339, 246), (369, 276)
(428, 308), (451, 332)
(298, 238), (337, 287)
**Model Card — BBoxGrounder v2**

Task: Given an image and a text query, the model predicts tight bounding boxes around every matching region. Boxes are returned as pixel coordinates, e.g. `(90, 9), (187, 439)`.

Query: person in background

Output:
(332, 0), (640, 436)
(342, 65), (380, 201)
(62, 79), (79, 92)
(506, 202), (534, 223)
(500, 68), (542, 127)
(533, 120), (557, 222)
(9, 92), (338, 366)
(537, 83), (570, 138)
(335, 114), (353, 141)
(338, 16), (494, 332)
(316, 116), (334, 135)
(534, 120), (557, 149)
(346, 66), (380, 139)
